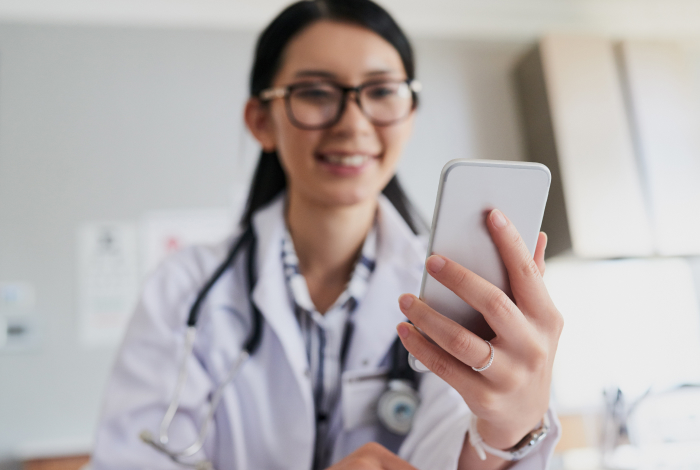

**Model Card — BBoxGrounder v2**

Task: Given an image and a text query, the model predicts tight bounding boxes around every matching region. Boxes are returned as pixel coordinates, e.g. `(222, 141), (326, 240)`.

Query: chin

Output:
(319, 185), (382, 209)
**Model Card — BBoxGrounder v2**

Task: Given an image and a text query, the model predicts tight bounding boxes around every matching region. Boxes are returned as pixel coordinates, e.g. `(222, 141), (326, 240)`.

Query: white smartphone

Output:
(408, 159), (551, 372)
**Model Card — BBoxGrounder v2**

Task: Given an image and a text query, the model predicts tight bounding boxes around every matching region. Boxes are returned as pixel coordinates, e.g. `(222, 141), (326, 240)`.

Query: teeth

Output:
(323, 154), (371, 167)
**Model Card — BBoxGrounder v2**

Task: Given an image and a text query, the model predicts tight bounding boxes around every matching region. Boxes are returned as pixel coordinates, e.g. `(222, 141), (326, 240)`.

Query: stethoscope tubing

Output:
(140, 226), (261, 466)
(159, 326), (198, 448)
(187, 226), (263, 354)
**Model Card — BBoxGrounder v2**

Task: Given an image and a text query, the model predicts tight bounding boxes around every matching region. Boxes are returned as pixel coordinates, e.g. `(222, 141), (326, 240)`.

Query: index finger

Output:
(487, 209), (551, 314)
(424, 255), (528, 342)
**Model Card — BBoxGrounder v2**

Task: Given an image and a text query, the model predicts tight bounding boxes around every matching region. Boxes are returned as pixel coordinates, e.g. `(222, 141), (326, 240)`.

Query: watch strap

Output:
(468, 413), (550, 461)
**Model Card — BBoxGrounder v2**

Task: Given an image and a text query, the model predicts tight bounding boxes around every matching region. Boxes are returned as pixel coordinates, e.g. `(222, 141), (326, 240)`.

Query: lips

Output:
(317, 153), (378, 168)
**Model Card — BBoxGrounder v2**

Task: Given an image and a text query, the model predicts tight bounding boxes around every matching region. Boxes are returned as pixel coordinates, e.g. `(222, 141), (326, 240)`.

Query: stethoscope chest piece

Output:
(377, 379), (420, 435)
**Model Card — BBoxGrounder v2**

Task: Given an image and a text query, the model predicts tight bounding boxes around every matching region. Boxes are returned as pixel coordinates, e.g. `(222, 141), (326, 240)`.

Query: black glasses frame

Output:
(259, 79), (421, 130)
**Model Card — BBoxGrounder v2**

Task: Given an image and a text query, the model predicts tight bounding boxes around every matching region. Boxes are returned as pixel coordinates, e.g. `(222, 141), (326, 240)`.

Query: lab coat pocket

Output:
(341, 367), (389, 431)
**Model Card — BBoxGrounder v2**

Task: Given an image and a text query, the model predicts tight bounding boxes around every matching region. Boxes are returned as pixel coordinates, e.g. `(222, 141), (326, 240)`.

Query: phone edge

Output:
(418, 159), (551, 300)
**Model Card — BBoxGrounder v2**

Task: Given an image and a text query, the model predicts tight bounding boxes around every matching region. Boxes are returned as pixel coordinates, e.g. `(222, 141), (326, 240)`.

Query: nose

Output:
(331, 90), (374, 134)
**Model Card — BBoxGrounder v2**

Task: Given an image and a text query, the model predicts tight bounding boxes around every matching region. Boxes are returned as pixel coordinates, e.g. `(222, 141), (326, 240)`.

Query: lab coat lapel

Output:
(345, 197), (426, 371)
(250, 196), (313, 411)
(245, 194), (426, 401)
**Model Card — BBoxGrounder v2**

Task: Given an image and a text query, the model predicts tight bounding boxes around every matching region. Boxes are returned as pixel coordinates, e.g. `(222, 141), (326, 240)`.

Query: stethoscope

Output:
(140, 225), (420, 469)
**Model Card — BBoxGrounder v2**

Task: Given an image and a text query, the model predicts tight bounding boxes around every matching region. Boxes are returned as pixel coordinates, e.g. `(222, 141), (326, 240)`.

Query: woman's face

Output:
(249, 20), (415, 209)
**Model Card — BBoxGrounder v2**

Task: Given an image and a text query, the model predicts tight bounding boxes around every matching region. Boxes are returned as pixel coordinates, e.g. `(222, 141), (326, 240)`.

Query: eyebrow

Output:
(365, 69), (397, 77)
(293, 69), (400, 79)
(294, 70), (337, 79)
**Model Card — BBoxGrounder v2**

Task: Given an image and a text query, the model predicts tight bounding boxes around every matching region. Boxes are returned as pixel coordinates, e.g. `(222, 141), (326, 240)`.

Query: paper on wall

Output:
(78, 222), (139, 347)
(140, 208), (236, 277)
(0, 282), (39, 352)
(0, 282), (36, 314)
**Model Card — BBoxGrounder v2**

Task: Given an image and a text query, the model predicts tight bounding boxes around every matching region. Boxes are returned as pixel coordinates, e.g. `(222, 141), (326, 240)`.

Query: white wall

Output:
(0, 24), (257, 461)
(402, 38), (530, 217)
(1, 0), (700, 39)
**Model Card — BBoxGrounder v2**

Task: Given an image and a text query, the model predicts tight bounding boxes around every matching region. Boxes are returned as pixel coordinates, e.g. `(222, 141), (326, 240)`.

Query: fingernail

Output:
(490, 209), (507, 228)
(397, 323), (410, 339)
(399, 294), (414, 310)
(427, 255), (446, 273)
(542, 232), (548, 250)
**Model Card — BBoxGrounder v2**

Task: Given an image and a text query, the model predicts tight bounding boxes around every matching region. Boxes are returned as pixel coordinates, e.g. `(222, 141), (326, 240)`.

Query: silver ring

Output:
(472, 340), (494, 372)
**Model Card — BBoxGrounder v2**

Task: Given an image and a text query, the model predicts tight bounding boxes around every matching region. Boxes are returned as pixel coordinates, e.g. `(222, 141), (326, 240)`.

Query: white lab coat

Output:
(92, 195), (560, 470)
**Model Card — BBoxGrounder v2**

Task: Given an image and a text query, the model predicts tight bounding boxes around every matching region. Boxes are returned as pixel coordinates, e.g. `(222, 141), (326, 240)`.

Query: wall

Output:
(2, 0), (700, 39)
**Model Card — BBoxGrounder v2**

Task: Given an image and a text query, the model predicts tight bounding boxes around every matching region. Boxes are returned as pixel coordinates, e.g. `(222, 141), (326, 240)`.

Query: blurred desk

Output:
(556, 414), (601, 453)
(555, 413), (605, 470)
(23, 455), (89, 470)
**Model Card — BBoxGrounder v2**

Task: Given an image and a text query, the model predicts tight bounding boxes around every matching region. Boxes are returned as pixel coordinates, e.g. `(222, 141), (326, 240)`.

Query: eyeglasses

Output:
(259, 79), (421, 130)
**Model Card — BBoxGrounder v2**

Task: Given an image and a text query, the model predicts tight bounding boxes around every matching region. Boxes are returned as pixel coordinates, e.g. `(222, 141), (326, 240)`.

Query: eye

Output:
(291, 84), (339, 104)
(365, 83), (404, 100)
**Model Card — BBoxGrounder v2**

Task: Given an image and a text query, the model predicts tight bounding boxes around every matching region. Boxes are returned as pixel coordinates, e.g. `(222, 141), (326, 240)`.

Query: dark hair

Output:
(240, 0), (424, 234)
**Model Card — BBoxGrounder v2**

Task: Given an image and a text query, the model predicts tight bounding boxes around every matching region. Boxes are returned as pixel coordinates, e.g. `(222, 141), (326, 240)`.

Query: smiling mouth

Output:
(318, 154), (376, 168)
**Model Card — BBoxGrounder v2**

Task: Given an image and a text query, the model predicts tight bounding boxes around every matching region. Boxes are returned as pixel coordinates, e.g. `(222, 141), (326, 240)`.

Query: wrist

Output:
(468, 413), (551, 462)
(475, 419), (530, 451)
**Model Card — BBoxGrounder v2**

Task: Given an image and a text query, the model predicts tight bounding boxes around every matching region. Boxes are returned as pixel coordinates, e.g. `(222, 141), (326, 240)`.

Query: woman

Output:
(92, 1), (563, 469)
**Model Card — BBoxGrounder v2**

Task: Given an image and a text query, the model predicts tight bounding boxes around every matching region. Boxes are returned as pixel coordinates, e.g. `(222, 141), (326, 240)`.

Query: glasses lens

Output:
(288, 83), (342, 128)
(360, 81), (413, 125)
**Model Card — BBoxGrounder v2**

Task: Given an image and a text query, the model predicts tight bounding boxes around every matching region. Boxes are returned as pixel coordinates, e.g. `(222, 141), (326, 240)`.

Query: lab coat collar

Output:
(375, 195), (427, 270)
(249, 195), (309, 381)
(249, 192), (426, 380)
(345, 196), (426, 370)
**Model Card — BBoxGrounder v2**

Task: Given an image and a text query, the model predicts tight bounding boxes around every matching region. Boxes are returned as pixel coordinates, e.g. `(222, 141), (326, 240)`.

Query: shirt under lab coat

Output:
(92, 194), (561, 470)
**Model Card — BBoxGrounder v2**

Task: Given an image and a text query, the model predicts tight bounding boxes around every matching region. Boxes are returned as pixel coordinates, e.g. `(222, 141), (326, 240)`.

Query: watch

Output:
(468, 413), (550, 461)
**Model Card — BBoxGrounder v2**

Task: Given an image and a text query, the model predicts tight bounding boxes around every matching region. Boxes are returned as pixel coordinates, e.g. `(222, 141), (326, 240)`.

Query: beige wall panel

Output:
(620, 41), (700, 256)
(540, 35), (653, 258)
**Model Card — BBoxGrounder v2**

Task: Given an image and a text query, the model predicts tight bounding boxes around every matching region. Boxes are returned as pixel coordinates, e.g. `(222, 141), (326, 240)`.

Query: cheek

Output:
(379, 120), (414, 163)
(270, 107), (321, 169)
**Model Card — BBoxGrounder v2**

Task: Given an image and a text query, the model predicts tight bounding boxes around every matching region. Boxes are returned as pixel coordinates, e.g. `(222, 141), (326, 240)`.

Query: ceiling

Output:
(0, 0), (699, 40)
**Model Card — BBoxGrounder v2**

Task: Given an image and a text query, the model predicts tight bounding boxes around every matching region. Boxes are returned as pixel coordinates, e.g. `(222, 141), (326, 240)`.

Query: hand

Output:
(396, 209), (563, 451)
(326, 443), (418, 470)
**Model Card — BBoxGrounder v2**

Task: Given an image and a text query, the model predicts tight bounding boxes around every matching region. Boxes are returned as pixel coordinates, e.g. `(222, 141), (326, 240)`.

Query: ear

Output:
(244, 98), (276, 152)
